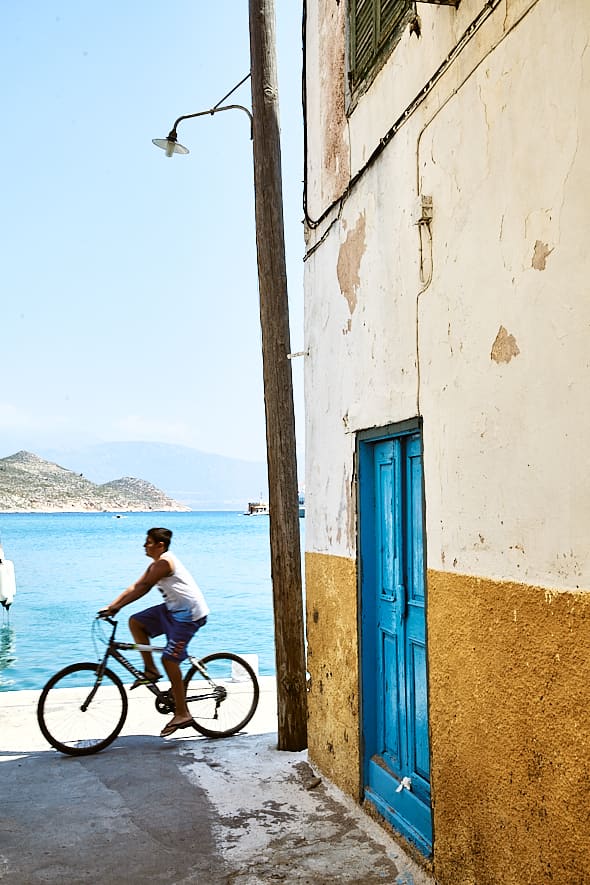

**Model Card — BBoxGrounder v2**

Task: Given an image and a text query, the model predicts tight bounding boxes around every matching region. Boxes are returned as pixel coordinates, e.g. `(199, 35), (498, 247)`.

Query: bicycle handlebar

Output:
(97, 610), (117, 625)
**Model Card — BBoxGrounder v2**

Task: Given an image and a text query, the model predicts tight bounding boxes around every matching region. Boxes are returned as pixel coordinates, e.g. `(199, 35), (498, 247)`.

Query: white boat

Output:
(244, 493), (305, 517)
(244, 499), (269, 516)
(0, 546), (16, 610)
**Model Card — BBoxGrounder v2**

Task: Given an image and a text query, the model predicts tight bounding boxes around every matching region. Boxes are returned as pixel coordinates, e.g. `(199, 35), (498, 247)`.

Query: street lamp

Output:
(152, 74), (254, 157)
(152, 0), (307, 752)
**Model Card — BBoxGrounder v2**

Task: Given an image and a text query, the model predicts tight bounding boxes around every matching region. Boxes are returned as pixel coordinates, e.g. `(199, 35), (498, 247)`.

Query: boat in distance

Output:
(244, 499), (269, 516)
(243, 494), (305, 518)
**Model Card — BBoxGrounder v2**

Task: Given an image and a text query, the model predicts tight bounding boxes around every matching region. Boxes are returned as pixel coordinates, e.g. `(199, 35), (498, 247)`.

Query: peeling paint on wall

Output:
(318, 1), (349, 198)
(490, 325), (520, 363)
(337, 213), (366, 318)
(531, 240), (553, 270)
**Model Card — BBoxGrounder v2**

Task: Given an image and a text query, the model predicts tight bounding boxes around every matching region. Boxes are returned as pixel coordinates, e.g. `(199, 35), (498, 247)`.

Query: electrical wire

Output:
(303, 0), (505, 237)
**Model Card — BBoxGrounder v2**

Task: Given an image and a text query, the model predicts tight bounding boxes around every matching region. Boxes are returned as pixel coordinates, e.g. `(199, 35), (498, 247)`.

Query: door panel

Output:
(409, 641), (430, 784)
(407, 436), (425, 606)
(360, 428), (432, 856)
(382, 630), (401, 769)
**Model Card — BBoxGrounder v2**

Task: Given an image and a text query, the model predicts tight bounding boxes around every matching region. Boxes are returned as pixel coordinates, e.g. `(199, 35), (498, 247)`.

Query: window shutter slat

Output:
(379, 0), (410, 45)
(352, 0), (376, 80)
(350, 0), (411, 89)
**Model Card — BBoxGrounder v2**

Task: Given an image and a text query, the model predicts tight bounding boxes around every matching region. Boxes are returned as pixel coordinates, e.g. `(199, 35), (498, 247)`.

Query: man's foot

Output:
(160, 717), (196, 737)
(130, 670), (161, 690)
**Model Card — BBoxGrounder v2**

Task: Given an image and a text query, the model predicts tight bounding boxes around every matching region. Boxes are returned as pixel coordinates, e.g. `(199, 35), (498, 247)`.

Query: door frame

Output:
(356, 417), (433, 856)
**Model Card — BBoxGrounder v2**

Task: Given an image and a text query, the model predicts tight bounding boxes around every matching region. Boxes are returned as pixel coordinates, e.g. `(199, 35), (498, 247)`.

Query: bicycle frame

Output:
(91, 615), (214, 709)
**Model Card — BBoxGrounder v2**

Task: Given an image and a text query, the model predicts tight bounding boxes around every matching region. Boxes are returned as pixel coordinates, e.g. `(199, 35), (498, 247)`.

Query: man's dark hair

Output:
(147, 527), (172, 550)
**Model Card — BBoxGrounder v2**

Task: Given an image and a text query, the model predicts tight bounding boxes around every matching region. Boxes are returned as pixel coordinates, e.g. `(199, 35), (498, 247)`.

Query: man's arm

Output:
(102, 558), (172, 615)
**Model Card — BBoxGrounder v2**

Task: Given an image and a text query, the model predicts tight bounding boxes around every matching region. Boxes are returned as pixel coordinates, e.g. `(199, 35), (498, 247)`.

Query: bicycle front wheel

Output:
(184, 652), (259, 738)
(37, 662), (128, 756)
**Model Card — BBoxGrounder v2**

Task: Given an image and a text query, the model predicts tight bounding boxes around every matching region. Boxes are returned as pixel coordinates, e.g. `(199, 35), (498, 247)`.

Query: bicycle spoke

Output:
(37, 664), (127, 755)
(184, 652), (259, 738)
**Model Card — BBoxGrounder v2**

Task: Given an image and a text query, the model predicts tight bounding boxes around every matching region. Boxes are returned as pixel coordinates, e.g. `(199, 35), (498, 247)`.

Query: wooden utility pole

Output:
(248, 0), (307, 751)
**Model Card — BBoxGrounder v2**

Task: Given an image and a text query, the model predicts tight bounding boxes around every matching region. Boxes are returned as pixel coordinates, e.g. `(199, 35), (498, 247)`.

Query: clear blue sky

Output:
(1, 2), (304, 464)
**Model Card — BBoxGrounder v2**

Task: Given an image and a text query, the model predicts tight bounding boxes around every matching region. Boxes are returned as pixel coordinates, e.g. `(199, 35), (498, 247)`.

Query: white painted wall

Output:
(304, 0), (590, 588)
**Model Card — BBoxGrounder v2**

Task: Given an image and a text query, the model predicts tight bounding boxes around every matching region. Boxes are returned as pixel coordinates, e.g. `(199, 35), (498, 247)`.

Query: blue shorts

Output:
(132, 603), (207, 663)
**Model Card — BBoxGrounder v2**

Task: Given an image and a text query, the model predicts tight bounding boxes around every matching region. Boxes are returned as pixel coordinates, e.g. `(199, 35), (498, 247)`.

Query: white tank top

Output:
(156, 552), (210, 622)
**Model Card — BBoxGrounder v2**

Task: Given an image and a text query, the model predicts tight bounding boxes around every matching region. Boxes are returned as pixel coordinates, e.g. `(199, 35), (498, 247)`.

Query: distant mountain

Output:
(0, 451), (189, 513)
(38, 442), (270, 510)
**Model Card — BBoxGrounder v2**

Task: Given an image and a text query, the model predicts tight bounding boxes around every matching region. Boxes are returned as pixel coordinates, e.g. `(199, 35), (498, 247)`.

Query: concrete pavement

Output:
(0, 678), (435, 884)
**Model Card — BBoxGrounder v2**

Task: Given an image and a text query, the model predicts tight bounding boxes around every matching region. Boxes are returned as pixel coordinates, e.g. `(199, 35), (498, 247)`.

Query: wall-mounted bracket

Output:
(414, 195), (433, 226)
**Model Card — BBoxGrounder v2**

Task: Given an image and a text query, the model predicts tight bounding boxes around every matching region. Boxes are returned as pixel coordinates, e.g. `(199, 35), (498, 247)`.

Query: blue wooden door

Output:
(359, 430), (432, 855)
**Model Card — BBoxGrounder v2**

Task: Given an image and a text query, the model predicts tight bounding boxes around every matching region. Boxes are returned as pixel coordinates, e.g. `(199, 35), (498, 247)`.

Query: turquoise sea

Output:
(0, 511), (295, 691)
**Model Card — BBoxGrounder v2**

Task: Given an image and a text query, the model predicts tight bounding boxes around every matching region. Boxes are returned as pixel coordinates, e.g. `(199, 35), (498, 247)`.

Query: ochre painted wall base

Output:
(428, 569), (590, 885)
(306, 552), (590, 884)
(305, 551), (360, 799)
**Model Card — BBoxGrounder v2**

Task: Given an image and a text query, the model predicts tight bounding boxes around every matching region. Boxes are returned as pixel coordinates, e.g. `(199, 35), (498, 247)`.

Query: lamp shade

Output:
(152, 138), (190, 157)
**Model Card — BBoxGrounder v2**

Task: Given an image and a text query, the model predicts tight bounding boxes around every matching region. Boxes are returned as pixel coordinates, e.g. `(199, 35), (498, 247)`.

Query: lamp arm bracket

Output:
(171, 103), (253, 140)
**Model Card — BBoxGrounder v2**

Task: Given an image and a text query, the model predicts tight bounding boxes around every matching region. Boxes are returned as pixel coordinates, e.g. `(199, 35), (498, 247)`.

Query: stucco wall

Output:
(304, 0), (590, 880)
(418, 1), (590, 590)
(304, 0), (349, 218)
(305, 551), (360, 798)
(428, 570), (590, 885)
(305, 0), (590, 585)
(305, 553), (590, 883)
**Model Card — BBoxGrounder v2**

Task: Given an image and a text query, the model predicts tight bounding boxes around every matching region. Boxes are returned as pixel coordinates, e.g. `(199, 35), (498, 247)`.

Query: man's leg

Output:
(159, 617), (204, 733)
(162, 656), (192, 724)
(129, 616), (161, 677)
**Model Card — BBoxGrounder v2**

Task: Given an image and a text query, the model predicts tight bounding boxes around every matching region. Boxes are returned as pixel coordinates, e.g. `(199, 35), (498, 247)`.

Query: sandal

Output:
(160, 718), (196, 737)
(130, 671), (161, 690)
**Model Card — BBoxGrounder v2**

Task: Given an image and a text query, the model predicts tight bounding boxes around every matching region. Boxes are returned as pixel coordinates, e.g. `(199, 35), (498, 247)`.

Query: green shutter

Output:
(378, 0), (410, 47)
(350, 0), (411, 89)
(352, 0), (376, 84)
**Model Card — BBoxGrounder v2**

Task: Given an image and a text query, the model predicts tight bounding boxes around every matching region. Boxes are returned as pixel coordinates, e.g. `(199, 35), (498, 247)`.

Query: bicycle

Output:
(37, 613), (260, 756)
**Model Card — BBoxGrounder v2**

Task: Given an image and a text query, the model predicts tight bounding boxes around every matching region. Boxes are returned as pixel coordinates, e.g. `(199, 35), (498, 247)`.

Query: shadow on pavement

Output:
(0, 734), (229, 884)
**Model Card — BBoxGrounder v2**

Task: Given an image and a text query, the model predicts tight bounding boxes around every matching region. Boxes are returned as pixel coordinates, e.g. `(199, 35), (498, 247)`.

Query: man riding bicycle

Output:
(101, 527), (209, 737)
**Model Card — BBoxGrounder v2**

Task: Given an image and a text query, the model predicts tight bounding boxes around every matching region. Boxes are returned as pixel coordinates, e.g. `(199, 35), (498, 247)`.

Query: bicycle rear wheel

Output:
(37, 662), (128, 756)
(183, 652), (259, 738)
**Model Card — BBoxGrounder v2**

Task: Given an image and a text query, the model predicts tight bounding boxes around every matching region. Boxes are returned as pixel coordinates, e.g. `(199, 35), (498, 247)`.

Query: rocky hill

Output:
(40, 441), (270, 511)
(0, 451), (190, 512)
